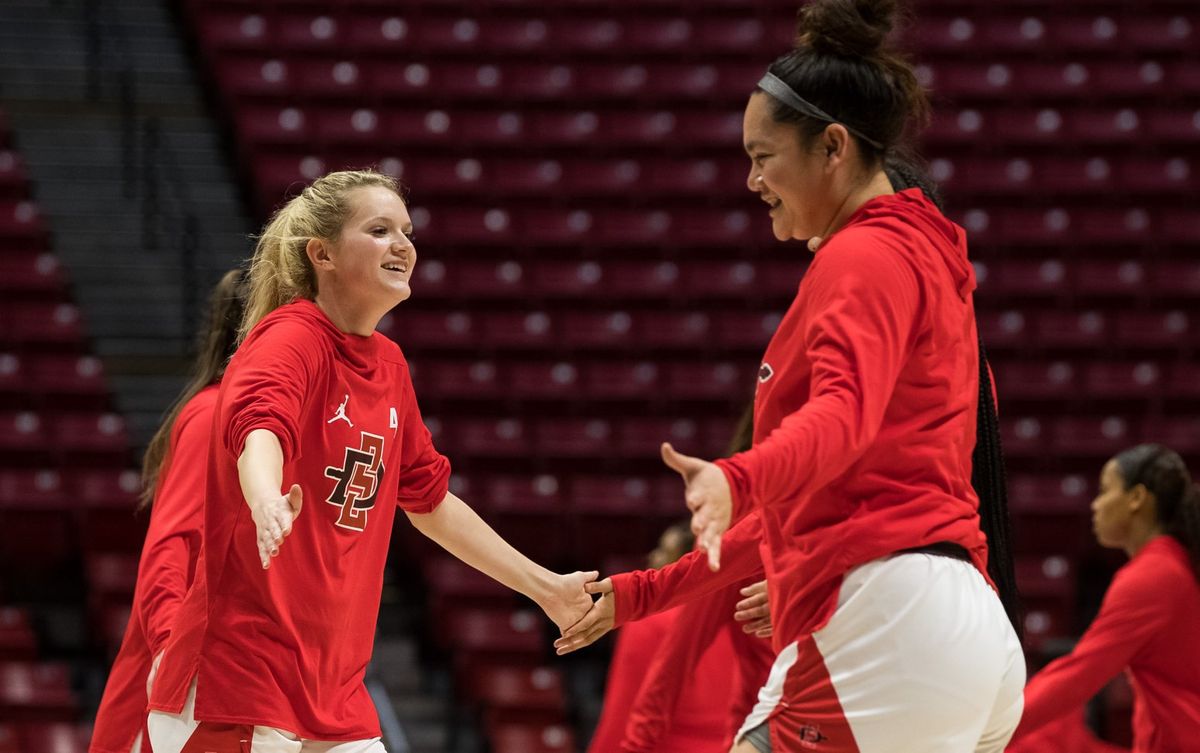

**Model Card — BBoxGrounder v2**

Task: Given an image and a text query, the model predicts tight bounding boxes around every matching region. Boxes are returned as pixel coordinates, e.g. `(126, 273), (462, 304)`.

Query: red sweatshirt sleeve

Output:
(136, 393), (214, 656)
(618, 580), (744, 752)
(611, 513), (763, 626)
(1013, 557), (1172, 738)
(223, 318), (322, 460)
(715, 234), (921, 519)
(394, 364), (450, 514)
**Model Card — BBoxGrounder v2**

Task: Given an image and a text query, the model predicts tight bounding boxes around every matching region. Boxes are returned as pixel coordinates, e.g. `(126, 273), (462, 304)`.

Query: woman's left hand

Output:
(661, 442), (732, 571)
(734, 579), (773, 638)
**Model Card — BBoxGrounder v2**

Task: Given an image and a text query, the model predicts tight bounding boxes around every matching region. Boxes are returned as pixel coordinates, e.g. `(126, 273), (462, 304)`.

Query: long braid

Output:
(973, 335), (1023, 638)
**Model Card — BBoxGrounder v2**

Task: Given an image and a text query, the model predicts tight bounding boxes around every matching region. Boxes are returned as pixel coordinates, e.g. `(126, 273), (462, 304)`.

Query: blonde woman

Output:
(146, 170), (596, 753)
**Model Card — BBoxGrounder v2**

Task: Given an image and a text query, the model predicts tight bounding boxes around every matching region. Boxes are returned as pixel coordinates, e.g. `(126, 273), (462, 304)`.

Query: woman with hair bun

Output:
(1011, 444), (1200, 753)
(557, 1), (1024, 751)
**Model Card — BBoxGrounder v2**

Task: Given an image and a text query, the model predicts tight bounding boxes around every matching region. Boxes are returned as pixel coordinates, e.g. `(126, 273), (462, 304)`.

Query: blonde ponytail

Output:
(240, 169), (402, 340)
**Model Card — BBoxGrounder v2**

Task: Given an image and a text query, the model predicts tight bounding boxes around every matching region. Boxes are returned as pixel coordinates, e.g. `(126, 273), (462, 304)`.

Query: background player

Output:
(1009, 443), (1200, 752)
(89, 269), (247, 753)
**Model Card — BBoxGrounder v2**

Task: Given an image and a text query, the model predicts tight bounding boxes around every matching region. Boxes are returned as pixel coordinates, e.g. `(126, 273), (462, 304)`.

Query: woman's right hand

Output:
(249, 483), (303, 569)
(553, 578), (615, 655)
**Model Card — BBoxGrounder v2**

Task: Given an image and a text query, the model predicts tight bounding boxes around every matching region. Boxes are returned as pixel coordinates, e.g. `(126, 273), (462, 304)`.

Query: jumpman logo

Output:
(327, 394), (354, 427)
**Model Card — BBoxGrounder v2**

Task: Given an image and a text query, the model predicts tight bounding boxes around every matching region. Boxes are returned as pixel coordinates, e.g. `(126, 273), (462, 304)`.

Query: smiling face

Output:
(743, 92), (837, 243)
(312, 185), (417, 317)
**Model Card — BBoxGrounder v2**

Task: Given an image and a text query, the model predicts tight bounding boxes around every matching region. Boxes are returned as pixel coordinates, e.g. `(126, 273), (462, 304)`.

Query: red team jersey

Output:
(90, 387), (216, 753)
(149, 300), (450, 740)
(587, 606), (733, 753)
(614, 189), (990, 651)
(1014, 535), (1200, 753)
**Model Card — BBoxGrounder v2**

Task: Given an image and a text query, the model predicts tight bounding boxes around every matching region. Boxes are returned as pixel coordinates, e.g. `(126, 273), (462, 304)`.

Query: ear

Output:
(306, 237), (334, 271)
(823, 123), (852, 168)
(1127, 483), (1152, 515)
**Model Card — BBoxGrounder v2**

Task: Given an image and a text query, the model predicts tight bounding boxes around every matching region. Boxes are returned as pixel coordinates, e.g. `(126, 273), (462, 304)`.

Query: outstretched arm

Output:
(554, 514), (764, 654)
(407, 492), (597, 632)
(238, 429), (303, 569)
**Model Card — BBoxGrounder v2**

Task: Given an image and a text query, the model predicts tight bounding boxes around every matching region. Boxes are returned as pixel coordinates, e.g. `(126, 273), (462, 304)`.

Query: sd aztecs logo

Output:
(324, 432), (385, 532)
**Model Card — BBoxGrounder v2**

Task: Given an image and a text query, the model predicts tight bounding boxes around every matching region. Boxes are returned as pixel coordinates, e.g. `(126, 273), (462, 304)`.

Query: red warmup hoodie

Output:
(613, 188), (991, 650)
(90, 386), (216, 753)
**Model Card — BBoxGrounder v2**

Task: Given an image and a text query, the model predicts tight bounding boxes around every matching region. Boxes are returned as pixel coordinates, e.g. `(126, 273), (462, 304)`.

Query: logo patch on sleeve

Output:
(758, 362), (775, 383)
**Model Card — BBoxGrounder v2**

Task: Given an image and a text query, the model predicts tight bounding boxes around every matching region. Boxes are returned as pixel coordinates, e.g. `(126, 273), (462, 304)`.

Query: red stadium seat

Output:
(0, 724), (16, 753)
(196, 12), (275, 53)
(490, 159), (562, 196)
(1082, 361), (1162, 398)
(0, 353), (26, 402)
(276, 12), (344, 51)
(20, 722), (90, 753)
(1008, 473), (1093, 515)
(382, 310), (477, 350)
(216, 57), (292, 100)
(0, 608), (33, 663)
(665, 361), (753, 400)
(0, 252), (64, 295)
(0, 662), (76, 720)
(582, 360), (660, 399)
(1074, 261), (1146, 298)
(451, 418), (530, 458)
(444, 608), (544, 657)
(51, 412), (130, 457)
(0, 151), (29, 199)
(27, 355), (108, 401)
(992, 360), (1078, 401)
(489, 722), (575, 753)
(1035, 311), (1110, 349)
(236, 106), (311, 146)
(455, 260), (526, 297)
(1050, 415), (1137, 457)
(343, 14), (412, 53)
(0, 201), (47, 244)
(0, 412), (48, 454)
(531, 262), (606, 300)
(560, 311), (634, 349)
(423, 360), (503, 399)
(1113, 310), (1193, 350)
(640, 312), (711, 349)
(508, 362), (579, 400)
(481, 311), (555, 349)
(468, 664), (566, 722)
(499, 62), (573, 100)
(535, 418), (614, 458)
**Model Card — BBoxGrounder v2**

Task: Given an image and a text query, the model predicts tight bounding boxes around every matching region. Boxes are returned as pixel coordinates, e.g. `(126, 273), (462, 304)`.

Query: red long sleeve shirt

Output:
(1013, 536), (1200, 753)
(90, 386), (215, 753)
(616, 190), (990, 652)
(587, 606), (734, 753)
(620, 577), (774, 751)
(149, 300), (450, 740)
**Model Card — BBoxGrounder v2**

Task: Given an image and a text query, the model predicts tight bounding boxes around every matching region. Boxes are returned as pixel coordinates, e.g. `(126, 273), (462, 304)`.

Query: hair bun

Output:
(797, 0), (899, 58)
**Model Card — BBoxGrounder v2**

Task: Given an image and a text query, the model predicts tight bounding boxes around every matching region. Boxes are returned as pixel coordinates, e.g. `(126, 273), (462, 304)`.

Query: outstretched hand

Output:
(553, 578), (615, 655)
(734, 579), (772, 638)
(250, 483), (303, 569)
(661, 442), (732, 571)
(538, 570), (600, 633)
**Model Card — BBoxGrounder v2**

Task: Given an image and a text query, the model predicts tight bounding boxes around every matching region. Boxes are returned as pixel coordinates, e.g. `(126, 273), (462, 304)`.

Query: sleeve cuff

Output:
(609, 572), (640, 627)
(715, 458), (751, 521)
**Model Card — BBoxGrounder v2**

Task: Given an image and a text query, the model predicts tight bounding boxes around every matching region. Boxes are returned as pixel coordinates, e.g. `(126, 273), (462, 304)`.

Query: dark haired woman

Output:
(90, 269), (247, 753)
(557, 0), (1024, 750)
(1011, 444), (1200, 753)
